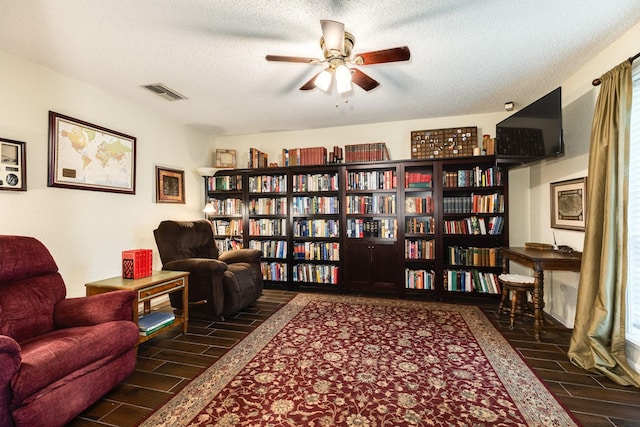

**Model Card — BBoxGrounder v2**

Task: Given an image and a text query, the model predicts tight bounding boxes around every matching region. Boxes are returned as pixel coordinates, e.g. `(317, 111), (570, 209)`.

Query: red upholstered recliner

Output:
(0, 235), (139, 427)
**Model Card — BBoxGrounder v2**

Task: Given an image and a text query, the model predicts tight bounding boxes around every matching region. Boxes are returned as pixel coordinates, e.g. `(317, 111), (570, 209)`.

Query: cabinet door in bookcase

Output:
(402, 162), (437, 294)
(440, 159), (507, 296)
(291, 169), (342, 289)
(247, 171), (289, 288)
(343, 239), (400, 292)
(205, 174), (245, 254)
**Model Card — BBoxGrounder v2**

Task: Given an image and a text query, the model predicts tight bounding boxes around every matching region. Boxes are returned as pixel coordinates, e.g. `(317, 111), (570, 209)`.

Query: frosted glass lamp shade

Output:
(314, 69), (332, 91)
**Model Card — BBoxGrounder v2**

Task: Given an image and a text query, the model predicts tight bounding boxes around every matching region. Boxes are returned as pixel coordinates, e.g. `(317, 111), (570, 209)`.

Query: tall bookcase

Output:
(247, 169), (288, 286)
(205, 174), (244, 254)
(204, 155), (509, 300)
(402, 162), (436, 294)
(439, 157), (507, 297)
(291, 168), (342, 288)
(343, 163), (400, 293)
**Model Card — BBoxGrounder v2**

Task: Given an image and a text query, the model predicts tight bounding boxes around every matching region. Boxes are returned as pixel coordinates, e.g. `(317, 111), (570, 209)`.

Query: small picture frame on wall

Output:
(215, 149), (237, 168)
(0, 138), (26, 191)
(156, 166), (185, 203)
(550, 177), (587, 231)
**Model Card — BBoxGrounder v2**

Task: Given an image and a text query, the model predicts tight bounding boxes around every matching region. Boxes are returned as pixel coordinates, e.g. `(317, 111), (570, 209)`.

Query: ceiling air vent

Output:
(141, 83), (187, 101)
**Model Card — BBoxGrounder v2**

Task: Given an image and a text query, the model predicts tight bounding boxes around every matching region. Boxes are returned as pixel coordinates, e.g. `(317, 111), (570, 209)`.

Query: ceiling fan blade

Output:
(355, 46), (411, 65)
(351, 69), (380, 91)
(266, 55), (317, 63)
(320, 19), (345, 54)
(300, 73), (320, 90)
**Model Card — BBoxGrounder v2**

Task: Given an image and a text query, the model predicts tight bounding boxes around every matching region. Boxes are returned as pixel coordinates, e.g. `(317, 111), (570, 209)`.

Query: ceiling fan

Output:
(265, 20), (410, 94)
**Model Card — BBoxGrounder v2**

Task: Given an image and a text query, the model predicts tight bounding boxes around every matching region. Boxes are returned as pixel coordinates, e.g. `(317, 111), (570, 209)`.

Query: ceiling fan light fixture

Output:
(335, 64), (352, 94)
(314, 69), (332, 91)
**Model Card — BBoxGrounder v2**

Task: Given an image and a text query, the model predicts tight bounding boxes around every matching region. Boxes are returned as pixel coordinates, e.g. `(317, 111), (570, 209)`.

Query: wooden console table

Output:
(501, 247), (582, 341)
(85, 270), (189, 344)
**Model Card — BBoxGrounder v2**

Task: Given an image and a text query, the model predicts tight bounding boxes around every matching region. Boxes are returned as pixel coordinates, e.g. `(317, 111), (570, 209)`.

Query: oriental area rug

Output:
(139, 294), (579, 427)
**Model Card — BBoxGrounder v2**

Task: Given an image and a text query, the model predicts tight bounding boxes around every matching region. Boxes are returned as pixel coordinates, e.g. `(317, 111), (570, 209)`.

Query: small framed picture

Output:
(215, 149), (237, 168)
(550, 177), (587, 231)
(0, 138), (26, 191)
(156, 166), (185, 203)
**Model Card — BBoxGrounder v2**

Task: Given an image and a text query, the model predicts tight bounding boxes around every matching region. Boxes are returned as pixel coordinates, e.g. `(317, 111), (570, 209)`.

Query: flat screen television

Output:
(495, 87), (563, 164)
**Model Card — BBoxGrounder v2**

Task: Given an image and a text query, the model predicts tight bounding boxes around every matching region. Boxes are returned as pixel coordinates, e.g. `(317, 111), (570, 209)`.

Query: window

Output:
(626, 61), (640, 348)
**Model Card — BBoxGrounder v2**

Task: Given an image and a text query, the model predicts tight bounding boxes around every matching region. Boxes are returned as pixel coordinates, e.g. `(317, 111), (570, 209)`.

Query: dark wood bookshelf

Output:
(204, 155), (509, 300)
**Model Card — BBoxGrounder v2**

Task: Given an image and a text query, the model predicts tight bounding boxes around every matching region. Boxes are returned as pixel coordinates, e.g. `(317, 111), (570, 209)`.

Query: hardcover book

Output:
(138, 311), (175, 332)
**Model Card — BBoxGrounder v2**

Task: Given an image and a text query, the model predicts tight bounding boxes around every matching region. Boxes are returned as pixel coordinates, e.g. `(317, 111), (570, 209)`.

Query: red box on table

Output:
(122, 249), (152, 279)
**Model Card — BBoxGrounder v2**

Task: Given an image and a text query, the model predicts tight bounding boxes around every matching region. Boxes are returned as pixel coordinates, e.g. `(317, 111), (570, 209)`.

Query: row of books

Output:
(293, 241), (340, 261)
(442, 166), (503, 188)
(405, 196), (434, 214)
(215, 237), (243, 253)
(249, 197), (287, 215)
(206, 175), (242, 191)
(405, 269), (435, 290)
(483, 134), (496, 156)
(282, 147), (328, 166)
(447, 246), (501, 267)
(261, 261), (287, 281)
(292, 196), (339, 215)
(346, 218), (397, 238)
(248, 148), (269, 169)
(443, 193), (504, 214)
(206, 198), (242, 215)
(443, 215), (504, 235)
(292, 173), (339, 192)
(138, 311), (175, 336)
(248, 175), (287, 193)
(405, 239), (435, 259)
(405, 171), (432, 188)
(344, 142), (390, 163)
(292, 263), (339, 284)
(346, 170), (397, 190)
(249, 218), (287, 236)
(345, 195), (396, 214)
(212, 219), (243, 236)
(405, 217), (435, 235)
(249, 239), (287, 258)
(444, 269), (501, 294)
(293, 219), (340, 238)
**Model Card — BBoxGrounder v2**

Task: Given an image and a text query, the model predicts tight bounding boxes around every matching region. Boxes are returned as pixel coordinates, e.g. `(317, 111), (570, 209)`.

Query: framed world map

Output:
(48, 111), (136, 194)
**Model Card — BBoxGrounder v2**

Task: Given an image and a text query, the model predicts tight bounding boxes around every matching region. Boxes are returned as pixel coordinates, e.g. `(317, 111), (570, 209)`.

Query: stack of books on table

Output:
(138, 311), (175, 336)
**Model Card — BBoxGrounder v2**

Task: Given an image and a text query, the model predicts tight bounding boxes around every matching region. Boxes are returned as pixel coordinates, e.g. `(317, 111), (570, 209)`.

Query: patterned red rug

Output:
(139, 294), (579, 426)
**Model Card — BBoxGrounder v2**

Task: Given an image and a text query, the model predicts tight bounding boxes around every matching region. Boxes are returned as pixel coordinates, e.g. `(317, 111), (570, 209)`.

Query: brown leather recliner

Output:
(153, 220), (263, 320)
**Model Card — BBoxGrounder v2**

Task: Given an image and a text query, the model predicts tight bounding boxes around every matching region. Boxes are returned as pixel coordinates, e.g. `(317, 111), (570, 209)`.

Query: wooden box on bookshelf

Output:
(411, 127), (478, 159)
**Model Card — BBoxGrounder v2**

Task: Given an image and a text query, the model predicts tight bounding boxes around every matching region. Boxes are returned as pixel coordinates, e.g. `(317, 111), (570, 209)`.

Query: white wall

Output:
(215, 20), (640, 328)
(3, 18), (638, 319)
(0, 50), (214, 297)
(518, 20), (640, 327)
(214, 113), (506, 167)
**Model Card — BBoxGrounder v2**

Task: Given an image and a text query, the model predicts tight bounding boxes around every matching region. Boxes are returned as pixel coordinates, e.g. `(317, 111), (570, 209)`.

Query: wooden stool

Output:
(497, 274), (535, 328)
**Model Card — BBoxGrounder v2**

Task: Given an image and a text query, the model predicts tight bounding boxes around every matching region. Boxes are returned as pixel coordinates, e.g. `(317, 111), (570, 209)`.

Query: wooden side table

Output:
(85, 270), (189, 344)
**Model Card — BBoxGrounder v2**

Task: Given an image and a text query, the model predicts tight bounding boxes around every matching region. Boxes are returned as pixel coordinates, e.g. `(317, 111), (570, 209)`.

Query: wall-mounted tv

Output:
(495, 87), (563, 165)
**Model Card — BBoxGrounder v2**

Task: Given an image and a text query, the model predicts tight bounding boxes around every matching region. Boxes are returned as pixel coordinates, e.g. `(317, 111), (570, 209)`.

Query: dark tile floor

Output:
(68, 290), (640, 427)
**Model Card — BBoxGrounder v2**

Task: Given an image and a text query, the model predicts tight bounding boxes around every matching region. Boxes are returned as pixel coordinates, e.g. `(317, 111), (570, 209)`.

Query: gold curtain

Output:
(568, 60), (640, 386)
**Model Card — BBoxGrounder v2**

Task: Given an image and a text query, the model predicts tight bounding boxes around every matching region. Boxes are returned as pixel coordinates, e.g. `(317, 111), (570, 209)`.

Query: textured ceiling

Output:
(1, 1), (639, 137)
